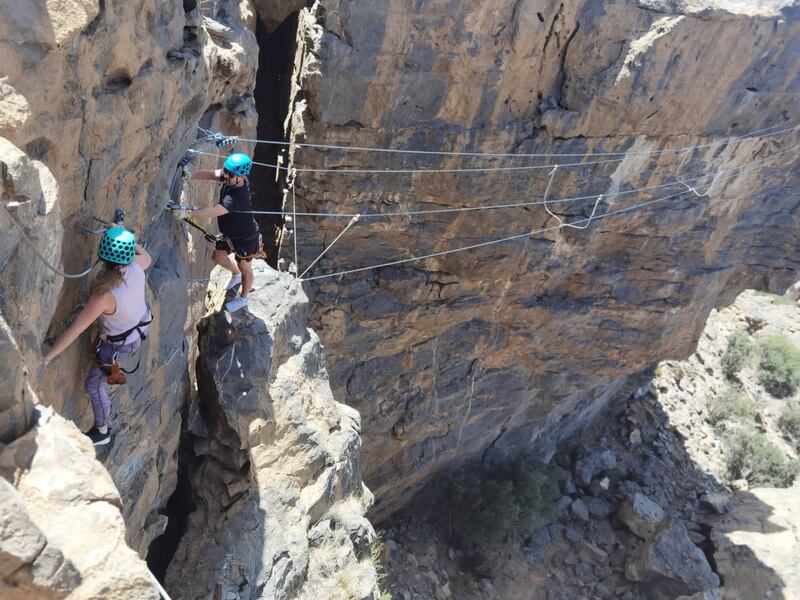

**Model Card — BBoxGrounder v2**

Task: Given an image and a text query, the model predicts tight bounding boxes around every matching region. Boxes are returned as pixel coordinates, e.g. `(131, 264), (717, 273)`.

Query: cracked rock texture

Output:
(165, 264), (379, 599)
(0, 402), (157, 598)
(282, 0), (800, 518)
(0, 0), (259, 561)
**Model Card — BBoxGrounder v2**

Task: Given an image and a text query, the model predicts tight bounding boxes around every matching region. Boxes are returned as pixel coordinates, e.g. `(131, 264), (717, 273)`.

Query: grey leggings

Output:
(84, 340), (139, 428)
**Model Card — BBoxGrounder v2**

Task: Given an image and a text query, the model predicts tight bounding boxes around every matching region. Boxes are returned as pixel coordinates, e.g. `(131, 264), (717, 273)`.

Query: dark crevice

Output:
(83, 0), (106, 36)
(145, 399), (198, 584)
(250, 12), (300, 267)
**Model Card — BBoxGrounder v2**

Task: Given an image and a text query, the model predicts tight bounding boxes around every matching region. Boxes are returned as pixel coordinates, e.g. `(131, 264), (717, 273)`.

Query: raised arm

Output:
(134, 243), (152, 270)
(191, 169), (223, 181)
(44, 292), (116, 364)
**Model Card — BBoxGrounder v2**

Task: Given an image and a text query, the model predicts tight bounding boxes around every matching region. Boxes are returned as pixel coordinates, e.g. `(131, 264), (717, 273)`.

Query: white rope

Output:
(298, 215), (361, 280)
(297, 189), (684, 281)
(299, 146), (798, 281)
(189, 148), (628, 174)
(1, 203), (98, 279)
(201, 122), (798, 159)
(291, 170), (299, 277)
(148, 570), (173, 600)
(227, 142), (800, 220)
(541, 166), (560, 224)
(560, 195), (603, 230)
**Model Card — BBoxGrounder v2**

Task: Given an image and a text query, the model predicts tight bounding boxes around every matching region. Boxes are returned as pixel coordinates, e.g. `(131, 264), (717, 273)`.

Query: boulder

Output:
(584, 497), (614, 519)
(0, 479), (79, 599)
(574, 450), (617, 488)
(0, 407), (158, 599)
(570, 498), (589, 522)
(625, 519), (720, 599)
(617, 493), (666, 540)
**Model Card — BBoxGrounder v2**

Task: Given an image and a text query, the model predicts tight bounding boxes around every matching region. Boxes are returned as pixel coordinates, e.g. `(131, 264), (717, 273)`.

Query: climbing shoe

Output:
(225, 296), (248, 313)
(226, 272), (242, 291)
(85, 427), (111, 446)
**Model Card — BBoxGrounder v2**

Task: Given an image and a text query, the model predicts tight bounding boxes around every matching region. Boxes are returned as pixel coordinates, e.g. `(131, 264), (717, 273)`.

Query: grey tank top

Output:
(99, 261), (150, 345)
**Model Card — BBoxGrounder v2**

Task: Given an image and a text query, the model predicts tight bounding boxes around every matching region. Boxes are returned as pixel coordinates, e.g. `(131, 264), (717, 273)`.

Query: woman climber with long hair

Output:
(44, 227), (152, 446)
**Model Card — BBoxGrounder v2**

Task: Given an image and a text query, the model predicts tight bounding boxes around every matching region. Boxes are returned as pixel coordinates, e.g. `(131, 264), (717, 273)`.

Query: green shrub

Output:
(722, 331), (753, 379)
(778, 402), (800, 442)
(726, 429), (799, 487)
(706, 390), (754, 427)
(448, 463), (561, 545)
(758, 335), (800, 397)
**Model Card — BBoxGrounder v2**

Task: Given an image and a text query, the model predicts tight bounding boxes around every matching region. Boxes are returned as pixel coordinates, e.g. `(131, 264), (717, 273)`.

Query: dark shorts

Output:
(215, 233), (263, 263)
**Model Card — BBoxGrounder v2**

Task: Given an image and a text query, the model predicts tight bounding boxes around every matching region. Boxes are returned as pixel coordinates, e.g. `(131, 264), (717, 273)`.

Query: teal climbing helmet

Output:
(98, 227), (136, 265)
(223, 153), (252, 176)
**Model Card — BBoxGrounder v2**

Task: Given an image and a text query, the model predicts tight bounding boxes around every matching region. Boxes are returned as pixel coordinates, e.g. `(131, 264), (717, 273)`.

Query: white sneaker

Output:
(226, 272), (242, 291)
(225, 296), (248, 313)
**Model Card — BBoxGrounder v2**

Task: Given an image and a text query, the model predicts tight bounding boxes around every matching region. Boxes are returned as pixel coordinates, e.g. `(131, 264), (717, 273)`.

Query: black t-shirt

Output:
(217, 178), (258, 239)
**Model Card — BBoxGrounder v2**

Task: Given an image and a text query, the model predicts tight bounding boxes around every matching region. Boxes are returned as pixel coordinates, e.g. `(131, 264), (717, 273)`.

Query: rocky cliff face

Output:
(1, 0), (378, 597)
(1, 0), (260, 557)
(165, 265), (378, 599)
(282, 0), (800, 518)
(3, 0), (800, 596)
(386, 287), (800, 600)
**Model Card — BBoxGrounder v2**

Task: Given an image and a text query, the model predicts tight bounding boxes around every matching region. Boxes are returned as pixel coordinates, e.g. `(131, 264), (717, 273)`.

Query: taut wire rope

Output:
(197, 122), (798, 159)
(219, 142), (800, 220)
(297, 144), (798, 282)
(291, 168), (299, 277)
(188, 148), (630, 174)
(298, 215), (361, 280)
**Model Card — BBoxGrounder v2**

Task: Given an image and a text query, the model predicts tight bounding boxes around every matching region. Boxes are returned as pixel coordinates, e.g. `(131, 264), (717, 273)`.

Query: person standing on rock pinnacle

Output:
(174, 152), (261, 313)
(44, 227), (152, 446)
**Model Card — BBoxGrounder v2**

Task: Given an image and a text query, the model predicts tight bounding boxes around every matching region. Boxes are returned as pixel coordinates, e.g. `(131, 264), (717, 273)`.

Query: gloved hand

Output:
(170, 205), (193, 220)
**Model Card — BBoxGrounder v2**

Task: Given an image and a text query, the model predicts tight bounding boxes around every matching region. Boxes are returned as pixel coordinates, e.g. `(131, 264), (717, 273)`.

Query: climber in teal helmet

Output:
(175, 152), (262, 313)
(44, 227), (152, 446)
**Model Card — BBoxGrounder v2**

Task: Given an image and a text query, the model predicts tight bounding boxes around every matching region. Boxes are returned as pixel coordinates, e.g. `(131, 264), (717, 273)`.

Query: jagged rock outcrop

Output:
(1, 1), (380, 597)
(625, 519), (720, 599)
(0, 477), (79, 599)
(165, 264), (379, 599)
(617, 493), (667, 540)
(281, 0), (800, 518)
(0, 403), (158, 598)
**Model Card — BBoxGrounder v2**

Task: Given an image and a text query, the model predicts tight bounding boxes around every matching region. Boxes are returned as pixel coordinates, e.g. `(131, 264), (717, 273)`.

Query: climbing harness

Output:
(219, 232), (268, 261)
(92, 313), (152, 385)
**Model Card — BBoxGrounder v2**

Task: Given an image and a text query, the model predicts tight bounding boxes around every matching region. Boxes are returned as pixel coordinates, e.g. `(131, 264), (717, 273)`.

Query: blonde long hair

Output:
(91, 262), (125, 295)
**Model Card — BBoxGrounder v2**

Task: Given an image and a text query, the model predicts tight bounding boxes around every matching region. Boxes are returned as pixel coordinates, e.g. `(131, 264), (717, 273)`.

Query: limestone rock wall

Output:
(0, 0), (259, 558)
(165, 265), (379, 599)
(0, 406), (159, 599)
(282, 0), (800, 518)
